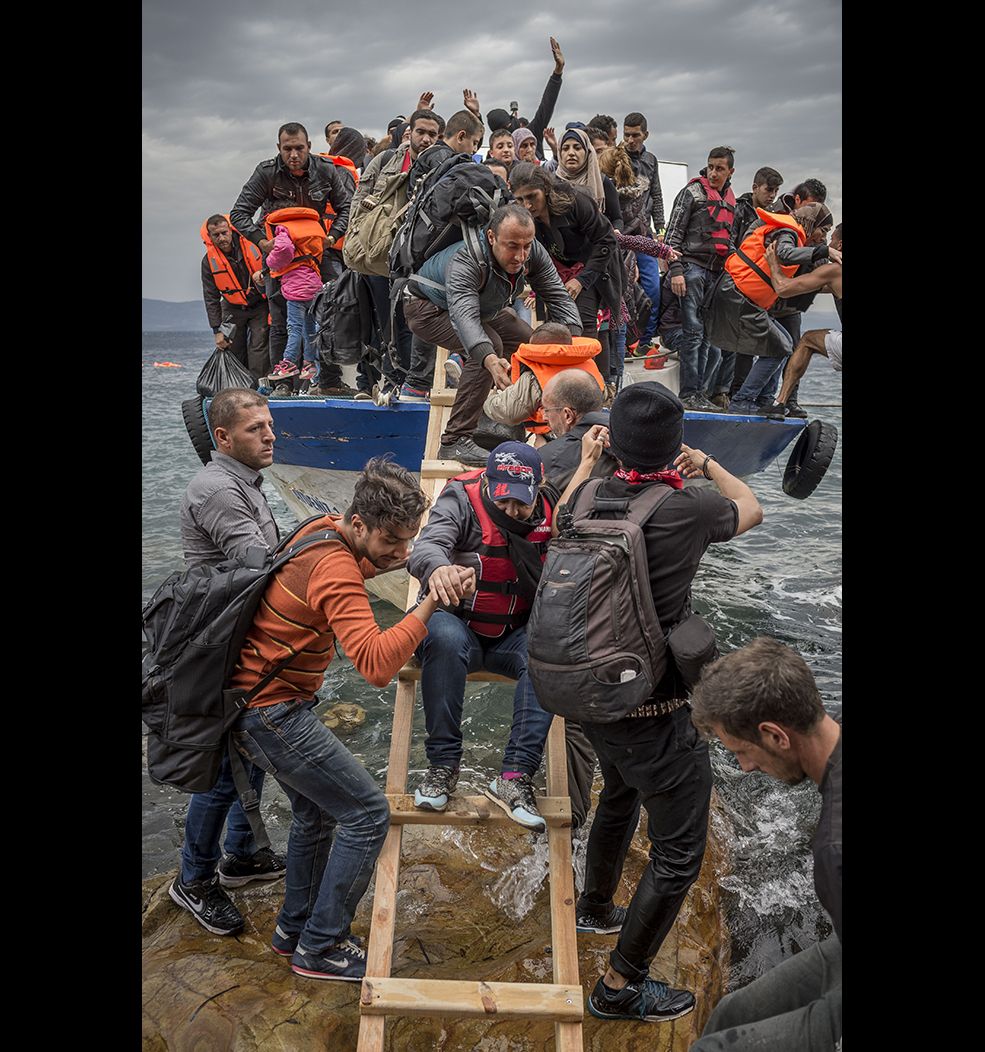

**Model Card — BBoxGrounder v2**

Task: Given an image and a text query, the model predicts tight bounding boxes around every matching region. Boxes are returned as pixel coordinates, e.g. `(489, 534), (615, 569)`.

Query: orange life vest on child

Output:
(318, 154), (359, 251)
(263, 206), (326, 279)
(452, 470), (554, 638)
(201, 215), (266, 307)
(725, 208), (806, 310)
(509, 337), (605, 435)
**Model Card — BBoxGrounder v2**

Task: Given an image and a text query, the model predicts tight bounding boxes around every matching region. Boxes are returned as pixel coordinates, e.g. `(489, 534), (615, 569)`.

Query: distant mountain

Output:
(142, 299), (210, 332)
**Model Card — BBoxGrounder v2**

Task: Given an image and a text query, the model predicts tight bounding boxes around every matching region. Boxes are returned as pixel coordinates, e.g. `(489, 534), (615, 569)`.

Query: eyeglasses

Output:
(542, 404), (569, 415)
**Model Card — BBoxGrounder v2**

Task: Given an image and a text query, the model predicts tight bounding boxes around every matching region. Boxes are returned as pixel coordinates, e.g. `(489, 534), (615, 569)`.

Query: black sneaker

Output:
(783, 398), (808, 419)
(680, 393), (722, 413)
(587, 976), (696, 1023)
(168, 875), (244, 936)
(414, 765), (460, 811)
(218, 847), (287, 888)
(290, 936), (366, 981)
(576, 902), (627, 934)
(271, 923), (297, 957)
(484, 774), (546, 830)
(438, 437), (489, 466)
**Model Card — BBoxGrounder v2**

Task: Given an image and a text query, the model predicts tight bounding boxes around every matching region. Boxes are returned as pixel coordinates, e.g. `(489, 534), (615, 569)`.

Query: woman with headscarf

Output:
(705, 200), (835, 414)
(554, 127), (622, 229)
(509, 161), (623, 384)
(512, 127), (540, 165)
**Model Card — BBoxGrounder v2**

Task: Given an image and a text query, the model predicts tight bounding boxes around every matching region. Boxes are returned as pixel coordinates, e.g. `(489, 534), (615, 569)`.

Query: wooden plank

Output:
(428, 391), (457, 407)
(385, 678), (416, 794)
(398, 663), (515, 685)
(360, 978), (583, 1021)
(420, 458), (471, 478)
(387, 794), (572, 826)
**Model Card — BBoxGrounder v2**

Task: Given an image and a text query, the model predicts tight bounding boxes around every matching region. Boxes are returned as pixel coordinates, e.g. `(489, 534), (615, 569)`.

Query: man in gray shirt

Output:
(170, 388), (287, 937)
(689, 637), (842, 1052)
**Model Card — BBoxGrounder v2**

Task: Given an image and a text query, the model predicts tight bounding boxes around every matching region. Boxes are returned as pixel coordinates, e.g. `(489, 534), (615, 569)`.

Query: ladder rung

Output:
(360, 977), (583, 1020)
(398, 663), (515, 684)
(427, 391), (457, 407)
(387, 793), (572, 826)
(420, 458), (470, 478)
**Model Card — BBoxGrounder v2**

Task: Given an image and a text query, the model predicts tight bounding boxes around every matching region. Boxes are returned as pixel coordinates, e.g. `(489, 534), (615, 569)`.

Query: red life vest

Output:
(688, 176), (736, 258)
(725, 208), (806, 310)
(318, 154), (359, 251)
(509, 338), (605, 435)
(263, 206), (326, 279)
(201, 215), (266, 308)
(453, 470), (554, 638)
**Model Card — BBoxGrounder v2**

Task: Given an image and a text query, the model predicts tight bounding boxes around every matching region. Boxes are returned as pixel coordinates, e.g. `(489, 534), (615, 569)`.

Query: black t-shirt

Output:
(567, 476), (739, 696)
(813, 728), (843, 943)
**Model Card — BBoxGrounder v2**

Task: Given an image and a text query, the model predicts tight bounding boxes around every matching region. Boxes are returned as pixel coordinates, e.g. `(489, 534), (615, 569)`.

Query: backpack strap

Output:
(570, 476), (677, 525)
(227, 737), (271, 852)
(734, 243), (774, 290)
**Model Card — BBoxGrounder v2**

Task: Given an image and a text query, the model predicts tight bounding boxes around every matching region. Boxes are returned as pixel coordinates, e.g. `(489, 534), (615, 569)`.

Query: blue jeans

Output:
(733, 319), (795, 405)
(513, 296), (532, 326)
(635, 252), (662, 342)
(677, 263), (718, 398)
(416, 611), (553, 776)
(232, 699), (390, 953)
(180, 751), (267, 883)
(284, 298), (318, 375)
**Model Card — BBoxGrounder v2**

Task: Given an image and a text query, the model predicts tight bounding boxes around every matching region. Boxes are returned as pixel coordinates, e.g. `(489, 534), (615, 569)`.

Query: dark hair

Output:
(587, 126), (611, 146)
(753, 166), (783, 189)
(545, 368), (603, 416)
(530, 322), (573, 345)
(278, 122), (308, 141)
(623, 112), (647, 132)
(205, 214), (227, 230)
(489, 203), (534, 234)
(444, 110), (484, 140)
(324, 120), (341, 138)
(267, 198), (294, 216)
(344, 457), (429, 531)
(331, 126), (368, 167)
(508, 162), (576, 216)
(210, 388), (269, 433)
(483, 159), (510, 182)
(793, 179), (827, 203)
(489, 128), (514, 147)
(832, 222), (842, 241)
(410, 108), (445, 134)
(690, 637), (826, 742)
(708, 145), (736, 168)
(588, 114), (617, 135)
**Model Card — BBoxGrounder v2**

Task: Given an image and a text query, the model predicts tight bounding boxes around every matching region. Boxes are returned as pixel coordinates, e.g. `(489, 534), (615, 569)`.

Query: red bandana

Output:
(614, 467), (684, 489)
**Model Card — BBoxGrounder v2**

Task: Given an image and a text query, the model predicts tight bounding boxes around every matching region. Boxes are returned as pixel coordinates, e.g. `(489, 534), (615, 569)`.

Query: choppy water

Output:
(142, 308), (841, 989)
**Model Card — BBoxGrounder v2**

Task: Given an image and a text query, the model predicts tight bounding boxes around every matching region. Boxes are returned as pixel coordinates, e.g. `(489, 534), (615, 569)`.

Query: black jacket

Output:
(230, 153), (353, 248)
(534, 188), (623, 316)
(200, 242), (264, 331)
(731, 192), (759, 247)
(539, 411), (618, 490)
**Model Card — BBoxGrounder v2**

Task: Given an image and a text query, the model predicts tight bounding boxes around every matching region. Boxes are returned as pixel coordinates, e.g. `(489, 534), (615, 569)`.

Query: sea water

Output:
(141, 306), (842, 988)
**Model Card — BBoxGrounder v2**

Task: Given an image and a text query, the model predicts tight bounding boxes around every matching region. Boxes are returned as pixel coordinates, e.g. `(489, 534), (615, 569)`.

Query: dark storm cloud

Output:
(143, 0), (841, 300)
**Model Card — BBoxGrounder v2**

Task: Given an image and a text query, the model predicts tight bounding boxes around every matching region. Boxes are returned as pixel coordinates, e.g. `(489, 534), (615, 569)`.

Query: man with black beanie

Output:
(563, 381), (763, 1025)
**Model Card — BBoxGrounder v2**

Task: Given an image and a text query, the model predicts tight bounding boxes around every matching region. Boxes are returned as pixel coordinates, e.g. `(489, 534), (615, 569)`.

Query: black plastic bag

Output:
(195, 338), (257, 398)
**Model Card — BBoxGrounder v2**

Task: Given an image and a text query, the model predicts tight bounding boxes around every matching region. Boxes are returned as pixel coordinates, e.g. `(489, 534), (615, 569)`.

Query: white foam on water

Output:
(485, 835), (550, 921)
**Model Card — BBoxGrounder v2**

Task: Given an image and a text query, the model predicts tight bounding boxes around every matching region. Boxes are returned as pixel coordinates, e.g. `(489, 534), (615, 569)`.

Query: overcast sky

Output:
(142, 0), (841, 302)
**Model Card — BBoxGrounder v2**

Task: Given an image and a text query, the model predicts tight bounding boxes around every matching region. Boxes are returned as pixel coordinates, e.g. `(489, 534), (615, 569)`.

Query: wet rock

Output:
(321, 702), (366, 733)
(143, 793), (732, 1050)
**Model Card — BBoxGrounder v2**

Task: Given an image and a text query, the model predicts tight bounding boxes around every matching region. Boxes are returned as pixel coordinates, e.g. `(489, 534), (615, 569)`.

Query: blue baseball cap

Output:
(485, 441), (545, 505)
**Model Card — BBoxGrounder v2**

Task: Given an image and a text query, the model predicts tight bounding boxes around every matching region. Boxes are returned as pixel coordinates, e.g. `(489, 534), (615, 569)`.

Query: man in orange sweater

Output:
(229, 457), (475, 982)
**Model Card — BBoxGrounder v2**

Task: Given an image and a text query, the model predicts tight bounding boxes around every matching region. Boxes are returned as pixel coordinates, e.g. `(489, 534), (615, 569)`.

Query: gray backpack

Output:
(526, 479), (675, 723)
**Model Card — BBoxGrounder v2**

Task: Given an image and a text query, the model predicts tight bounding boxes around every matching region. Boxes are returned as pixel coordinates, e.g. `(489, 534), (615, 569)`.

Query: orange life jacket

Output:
(201, 215), (266, 307)
(509, 338), (605, 435)
(453, 470), (554, 638)
(725, 208), (806, 310)
(318, 154), (359, 251)
(263, 207), (326, 279)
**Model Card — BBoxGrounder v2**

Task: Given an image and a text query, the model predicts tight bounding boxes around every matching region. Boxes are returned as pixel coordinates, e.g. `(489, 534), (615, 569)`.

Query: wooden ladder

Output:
(357, 347), (584, 1051)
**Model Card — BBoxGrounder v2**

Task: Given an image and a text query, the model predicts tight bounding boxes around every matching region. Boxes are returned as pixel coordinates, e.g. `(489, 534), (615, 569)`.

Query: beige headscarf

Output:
(793, 202), (833, 239)
(555, 127), (606, 211)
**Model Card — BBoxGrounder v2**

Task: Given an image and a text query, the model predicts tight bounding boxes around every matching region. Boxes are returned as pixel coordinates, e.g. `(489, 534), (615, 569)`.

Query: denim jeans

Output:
(232, 699), (391, 953)
(703, 348), (734, 396)
(692, 936), (842, 1052)
(180, 750), (267, 883)
(733, 318), (794, 405)
(416, 610), (553, 775)
(513, 296), (532, 326)
(635, 252), (662, 342)
(284, 298), (318, 384)
(678, 263), (716, 398)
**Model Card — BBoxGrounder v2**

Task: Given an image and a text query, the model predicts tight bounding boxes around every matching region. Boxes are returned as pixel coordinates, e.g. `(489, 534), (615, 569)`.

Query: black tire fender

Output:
(782, 419), (838, 499)
(181, 396), (214, 466)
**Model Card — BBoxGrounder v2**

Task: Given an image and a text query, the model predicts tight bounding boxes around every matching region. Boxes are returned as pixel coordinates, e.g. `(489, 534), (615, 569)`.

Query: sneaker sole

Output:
(272, 944), (295, 957)
(413, 791), (449, 812)
(217, 870), (286, 889)
(168, 883), (244, 936)
(481, 787), (546, 830)
(290, 964), (363, 982)
(587, 997), (695, 1023)
(575, 922), (623, 934)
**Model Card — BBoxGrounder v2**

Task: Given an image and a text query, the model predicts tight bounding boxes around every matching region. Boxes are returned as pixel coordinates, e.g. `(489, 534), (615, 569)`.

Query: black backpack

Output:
(526, 480), (675, 723)
(389, 152), (510, 280)
(141, 516), (341, 842)
(310, 269), (379, 366)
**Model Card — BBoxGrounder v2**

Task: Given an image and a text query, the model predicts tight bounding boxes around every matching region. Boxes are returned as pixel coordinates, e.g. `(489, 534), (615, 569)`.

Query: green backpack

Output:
(342, 151), (411, 276)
